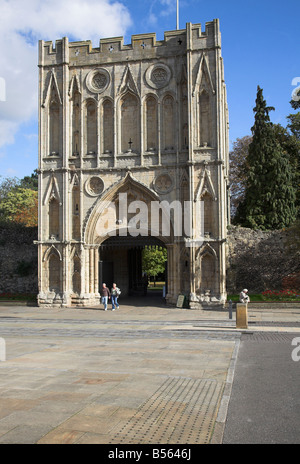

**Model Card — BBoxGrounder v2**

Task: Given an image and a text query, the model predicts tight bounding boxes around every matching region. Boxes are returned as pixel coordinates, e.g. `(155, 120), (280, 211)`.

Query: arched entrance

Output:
(81, 172), (179, 307)
(98, 235), (167, 299)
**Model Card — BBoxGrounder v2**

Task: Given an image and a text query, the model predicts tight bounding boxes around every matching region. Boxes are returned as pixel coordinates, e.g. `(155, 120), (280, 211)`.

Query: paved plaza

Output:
(0, 296), (299, 444)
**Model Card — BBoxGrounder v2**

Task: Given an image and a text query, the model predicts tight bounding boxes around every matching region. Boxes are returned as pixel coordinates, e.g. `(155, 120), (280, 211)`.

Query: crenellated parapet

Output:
(39, 20), (221, 67)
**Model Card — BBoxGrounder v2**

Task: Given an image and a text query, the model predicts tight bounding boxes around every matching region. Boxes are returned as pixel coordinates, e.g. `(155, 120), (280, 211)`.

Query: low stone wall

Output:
(226, 225), (300, 294)
(0, 225), (38, 294)
(0, 223), (299, 298)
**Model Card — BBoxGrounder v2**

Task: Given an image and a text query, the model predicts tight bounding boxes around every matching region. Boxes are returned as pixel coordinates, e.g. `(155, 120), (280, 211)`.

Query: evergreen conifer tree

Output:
(236, 86), (297, 230)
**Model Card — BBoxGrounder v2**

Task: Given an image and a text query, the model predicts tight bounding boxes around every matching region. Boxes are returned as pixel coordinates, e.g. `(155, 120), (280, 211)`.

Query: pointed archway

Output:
(81, 172), (176, 305)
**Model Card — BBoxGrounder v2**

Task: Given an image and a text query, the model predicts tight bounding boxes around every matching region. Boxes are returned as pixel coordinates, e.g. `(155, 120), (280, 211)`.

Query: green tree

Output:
(287, 88), (300, 216)
(142, 246), (167, 286)
(0, 176), (19, 202)
(0, 188), (38, 227)
(288, 85), (300, 139)
(229, 135), (252, 219)
(0, 171), (39, 226)
(19, 169), (38, 191)
(273, 123), (300, 214)
(287, 112), (300, 140)
(236, 86), (297, 230)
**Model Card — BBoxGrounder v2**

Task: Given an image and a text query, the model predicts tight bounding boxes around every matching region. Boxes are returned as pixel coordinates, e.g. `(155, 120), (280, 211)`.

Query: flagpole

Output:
(176, 0), (179, 30)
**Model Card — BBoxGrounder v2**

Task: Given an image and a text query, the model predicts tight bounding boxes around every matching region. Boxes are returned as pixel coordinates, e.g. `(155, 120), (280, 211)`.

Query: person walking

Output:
(111, 283), (121, 311)
(100, 283), (110, 311)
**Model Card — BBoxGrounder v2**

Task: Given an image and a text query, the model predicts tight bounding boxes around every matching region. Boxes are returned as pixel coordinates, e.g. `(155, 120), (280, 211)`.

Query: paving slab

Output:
(0, 299), (299, 445)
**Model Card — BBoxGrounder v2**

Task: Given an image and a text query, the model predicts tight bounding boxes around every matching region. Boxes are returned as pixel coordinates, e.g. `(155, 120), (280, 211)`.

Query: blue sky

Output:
(0, 0), (299, 179)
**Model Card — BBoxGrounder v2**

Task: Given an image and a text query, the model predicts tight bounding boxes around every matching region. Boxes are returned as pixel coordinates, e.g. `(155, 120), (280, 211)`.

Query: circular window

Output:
(154, 173), (173, 194)
(151, 67), (168, 85)
(92, 73), (107, 90)
(145, 64), (171, 89)
(86, 68), (110, 94)
(85, 176), (104, 196)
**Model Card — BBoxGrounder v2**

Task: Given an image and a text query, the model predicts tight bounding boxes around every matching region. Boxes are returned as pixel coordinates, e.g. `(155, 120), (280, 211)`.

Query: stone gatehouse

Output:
(36, 20), (230, 308)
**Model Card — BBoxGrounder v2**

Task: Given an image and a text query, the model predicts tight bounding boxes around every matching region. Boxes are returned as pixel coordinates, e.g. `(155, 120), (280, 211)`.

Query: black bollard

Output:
(229, 299), (233, 320)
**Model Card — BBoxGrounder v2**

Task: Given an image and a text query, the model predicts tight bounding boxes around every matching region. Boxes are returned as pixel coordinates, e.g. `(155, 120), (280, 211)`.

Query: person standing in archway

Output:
(111, 283), (121, 311)
(101, 283), (110, 311)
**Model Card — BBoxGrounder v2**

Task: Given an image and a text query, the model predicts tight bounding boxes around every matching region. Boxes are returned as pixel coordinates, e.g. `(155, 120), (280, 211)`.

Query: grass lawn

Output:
(227, 293), (300, 302)
(1, 289), (299, 303)
(147, 282), (165, 291)
(228, 294), (263, 302)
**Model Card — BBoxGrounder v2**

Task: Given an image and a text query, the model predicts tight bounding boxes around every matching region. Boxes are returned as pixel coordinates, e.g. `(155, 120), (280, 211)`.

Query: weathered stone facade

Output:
(37, 20), (230, 308)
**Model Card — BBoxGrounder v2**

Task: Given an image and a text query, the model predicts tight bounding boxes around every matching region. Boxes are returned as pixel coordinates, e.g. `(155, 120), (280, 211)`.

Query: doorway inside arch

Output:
(98, 235), (167, 301)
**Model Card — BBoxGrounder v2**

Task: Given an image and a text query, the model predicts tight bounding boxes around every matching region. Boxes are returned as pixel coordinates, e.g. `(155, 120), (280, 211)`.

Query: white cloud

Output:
(0, 120), (19, 147)
(145, 0), (181, 29)
(148, 13), (158, 26)
(160, 0), (176, 16)
(0, 0), (132, 150)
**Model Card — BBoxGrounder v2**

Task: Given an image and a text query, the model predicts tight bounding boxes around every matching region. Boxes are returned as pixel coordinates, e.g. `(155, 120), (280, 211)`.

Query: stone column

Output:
(94, 247), (99, 296)
(84, 246), (90, 295)
(97, 100), (101, 168)
(89, 247), (94, 294)
(158, 101), (161, 165)
(166, 244), (175, 301)
(62, 244), (70, 306)
(113, 68), (118, 166)
(140, 99), (144, 166)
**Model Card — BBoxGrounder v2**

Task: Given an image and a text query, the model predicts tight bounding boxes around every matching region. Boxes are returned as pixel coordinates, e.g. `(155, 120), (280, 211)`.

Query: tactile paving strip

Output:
(109, 376), (224, 444)
(241, 332), (300, 342)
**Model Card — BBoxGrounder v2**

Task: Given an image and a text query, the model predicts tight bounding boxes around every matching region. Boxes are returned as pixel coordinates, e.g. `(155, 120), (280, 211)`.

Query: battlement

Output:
(39, 20), (221, 67)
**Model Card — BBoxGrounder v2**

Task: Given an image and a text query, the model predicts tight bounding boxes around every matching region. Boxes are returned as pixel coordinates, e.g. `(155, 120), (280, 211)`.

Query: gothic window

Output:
(48, 253), (61, 292)
(72, 90), (81, 156)
(202, 192), (213, 236)
(49, 102), (60, 155)
(162, 95), (175, 151)
(72, 185), (80, 240)
(181, 96), (188, 149)
(49, 198), (59, 239)
(145, 96), (158, 151)
(72, 256), (81, 294)
(121, 92), (139, 153)
(200, 252), (215, 292)
(181, 176), (189, 236)
(180, 249), (190, 294)
(102, 99), (113, 153)
(199, 90), (211, 147)
(85, 100), (97, 154)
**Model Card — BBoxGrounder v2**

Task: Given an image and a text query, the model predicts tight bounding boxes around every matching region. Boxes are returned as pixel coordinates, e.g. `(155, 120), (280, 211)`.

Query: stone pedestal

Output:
(236, 303), (248, 329)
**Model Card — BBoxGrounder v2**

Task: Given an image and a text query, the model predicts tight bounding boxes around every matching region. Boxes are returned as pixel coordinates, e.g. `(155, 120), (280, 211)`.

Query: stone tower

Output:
(37, 20), (230, 308)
